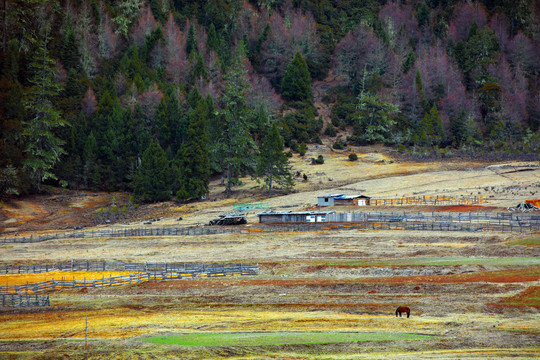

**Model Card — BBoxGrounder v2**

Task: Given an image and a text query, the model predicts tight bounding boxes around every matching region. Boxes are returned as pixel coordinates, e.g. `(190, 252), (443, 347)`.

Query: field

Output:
(0, 154), (539, 359)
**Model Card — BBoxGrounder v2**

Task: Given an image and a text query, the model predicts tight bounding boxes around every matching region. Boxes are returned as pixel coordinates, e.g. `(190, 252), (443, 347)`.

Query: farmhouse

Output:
(317, 194), (371, 207)
(257, 210), (336, 224)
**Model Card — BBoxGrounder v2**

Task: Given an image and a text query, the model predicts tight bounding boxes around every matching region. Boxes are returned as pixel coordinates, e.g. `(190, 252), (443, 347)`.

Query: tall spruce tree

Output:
(256, 122), (294, 193)
(176, 99), (210, 201)
(186, 23), (197, 58)
(60, 15), (80, 71)
(133, 139), (172, 202)
(217, 42), (257, 194)
(281, 52), (312, 103)
(82, 132), (99, 189)
(22, 20), (67, 190)
(355, 92), (399, 144)
(417, 105), (446, 146)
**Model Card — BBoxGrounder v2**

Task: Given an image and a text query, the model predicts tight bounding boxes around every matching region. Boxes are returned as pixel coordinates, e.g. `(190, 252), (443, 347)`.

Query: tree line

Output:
(0, 0), (539, 201)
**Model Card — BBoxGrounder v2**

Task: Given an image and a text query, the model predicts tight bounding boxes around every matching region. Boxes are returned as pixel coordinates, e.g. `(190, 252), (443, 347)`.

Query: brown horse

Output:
(395, 306), (410, 318)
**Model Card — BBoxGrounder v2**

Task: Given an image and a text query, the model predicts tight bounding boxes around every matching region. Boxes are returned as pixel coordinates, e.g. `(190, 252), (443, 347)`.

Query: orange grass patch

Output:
(487, 286), (540, 309)
(0, 271), (142, 286)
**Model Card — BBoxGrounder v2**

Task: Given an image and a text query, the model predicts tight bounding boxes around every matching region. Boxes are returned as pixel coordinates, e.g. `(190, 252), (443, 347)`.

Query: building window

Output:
(324, 197), (329, 202)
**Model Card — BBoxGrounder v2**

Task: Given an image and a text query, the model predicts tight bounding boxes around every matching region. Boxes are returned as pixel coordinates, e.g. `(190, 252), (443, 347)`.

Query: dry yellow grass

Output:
(0, 306), (451, 340)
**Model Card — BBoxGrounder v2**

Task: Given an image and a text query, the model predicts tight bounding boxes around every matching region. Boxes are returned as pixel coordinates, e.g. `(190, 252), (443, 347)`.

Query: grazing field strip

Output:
(348, 348), (540, 359)
(324, 257), (540, 267)
(141, 331), (432, 347)
(135, 268), (540, 291)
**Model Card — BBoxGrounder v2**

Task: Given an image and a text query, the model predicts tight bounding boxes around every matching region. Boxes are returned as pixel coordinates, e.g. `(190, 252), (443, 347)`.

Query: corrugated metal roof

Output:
(257, 210), (292, 215)
(334, 194), (371, 199)
(258, 210), (336, 216)
(317, 194), (342, 198)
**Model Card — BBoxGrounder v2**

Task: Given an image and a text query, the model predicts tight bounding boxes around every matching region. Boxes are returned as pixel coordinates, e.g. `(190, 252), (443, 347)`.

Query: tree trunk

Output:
(226, 153), (232, 195)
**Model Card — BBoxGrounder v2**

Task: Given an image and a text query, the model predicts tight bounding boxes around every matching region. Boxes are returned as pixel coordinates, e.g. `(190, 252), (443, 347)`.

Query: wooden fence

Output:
(369, 195), (484, 206)
(256, 211), (540, 233)
(0, 263), (259, 295)
(0, 225), (240, 244)
(1, 294), (50, 307)
(1, 261), (258, 275)
(1, 210), (539, 246)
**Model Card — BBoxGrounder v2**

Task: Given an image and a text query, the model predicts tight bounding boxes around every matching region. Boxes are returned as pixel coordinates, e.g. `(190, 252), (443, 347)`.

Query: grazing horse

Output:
(395, 306), (410, 318)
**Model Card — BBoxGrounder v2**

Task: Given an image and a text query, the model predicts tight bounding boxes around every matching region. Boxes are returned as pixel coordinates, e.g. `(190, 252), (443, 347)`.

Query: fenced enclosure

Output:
(325, 211), (540, 232)
(1, 211), (539, 246)
(1, 261), (258, 275)
(0, 262), (259, 296)
(1, 294), (50, 307)
(256, 211), (540, 233)
(369, 195), (484, 206)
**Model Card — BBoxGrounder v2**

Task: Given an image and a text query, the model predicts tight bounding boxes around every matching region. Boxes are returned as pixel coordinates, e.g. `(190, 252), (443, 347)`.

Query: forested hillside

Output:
(0, 0), (539, 201)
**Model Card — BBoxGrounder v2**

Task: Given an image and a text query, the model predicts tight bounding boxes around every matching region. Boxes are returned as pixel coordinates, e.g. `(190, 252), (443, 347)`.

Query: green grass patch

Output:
(142, 331), (431, 347)
(506, 237), (540, 247)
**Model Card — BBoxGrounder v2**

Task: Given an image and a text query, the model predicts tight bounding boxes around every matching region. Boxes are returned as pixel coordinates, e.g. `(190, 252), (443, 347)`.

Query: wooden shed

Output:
(317, 194), (342, 207)
(257, 210), (336, 224)
(333, 194), (371, 206)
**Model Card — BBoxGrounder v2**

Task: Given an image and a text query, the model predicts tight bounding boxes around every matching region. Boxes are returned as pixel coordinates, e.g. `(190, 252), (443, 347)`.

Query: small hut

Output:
(333, 194), (371, 206)
(317, 194), (342, 207)
(317, 194), (371, 206)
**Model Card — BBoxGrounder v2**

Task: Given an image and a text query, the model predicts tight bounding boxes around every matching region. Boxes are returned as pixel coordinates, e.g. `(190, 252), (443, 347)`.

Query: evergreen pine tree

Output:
(67, 112), (88, 185)
(60, 18), (81, 71)
(402, 50), (415, 74)
(22, 23), (67, 190)
(176, 99), (210, 201)
(416, 2), (430, 28)
(133, 140), (172, 202)
(186, 23), (197, 58)
(2, 40), (19, 82)
(186, 87), (203, 110)
(414, 69), (429, 113)
(0, 78), (25, 197)
(192, 53), (207, 81)
(257, 122), (294, 193)
(207, 23), (219, 52)
(83, 132), (100, 188)
(450, 110), (466, 146)
(281, 52), (312, 103)
(417, 105), (445, 146)
(217, 42), (257, 194)
(355, 92), (399, 144)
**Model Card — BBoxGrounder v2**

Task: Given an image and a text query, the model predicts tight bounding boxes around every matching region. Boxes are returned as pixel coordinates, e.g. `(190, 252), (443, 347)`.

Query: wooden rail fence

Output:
(0, 225), (239, 244)
(258, 211), (540, 233)
(369, 195), (484, 206)
(0, 263), (259, 296)
(1, 294), (50, 307)
(1, 210), (538, 246)
(1, 261), (257, 275)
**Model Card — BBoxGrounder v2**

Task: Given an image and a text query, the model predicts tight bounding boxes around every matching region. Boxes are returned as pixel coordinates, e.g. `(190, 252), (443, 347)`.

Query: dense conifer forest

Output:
(0, 0), (539, 201)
